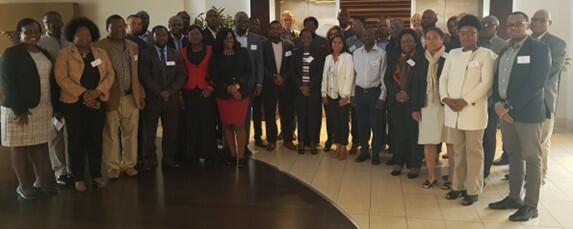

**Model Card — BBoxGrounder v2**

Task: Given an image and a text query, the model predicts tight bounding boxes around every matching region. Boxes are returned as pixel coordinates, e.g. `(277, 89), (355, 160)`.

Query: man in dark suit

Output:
(234, 12), (266, 150)
(167, 15), (189, 51)
(139, 26), (188, 170)
(531, 9), (567, 179)
(202, 9), (220, 46)
(338, 9), (355, 39)
(488, 12), (551, 222)
(263, 21), (295, 151)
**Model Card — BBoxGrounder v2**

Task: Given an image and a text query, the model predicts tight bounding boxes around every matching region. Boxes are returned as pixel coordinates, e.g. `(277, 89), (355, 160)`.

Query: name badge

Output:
(304, 56), (314, 63)
(517, 55), (530, 64)
(166, 61), (176, 66)
(468, 60), (480, 68)
(134, 55), (138, 61)
(285, 51), (292, 57)
(406, 59), (416, 67)
(349, 45), (357, 52)
(91, 58), (102, 68)
(250, 45), (258, 51)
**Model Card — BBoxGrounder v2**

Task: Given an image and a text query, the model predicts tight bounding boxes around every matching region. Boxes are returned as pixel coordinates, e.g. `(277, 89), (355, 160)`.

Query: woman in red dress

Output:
(209, 28), (252, 168)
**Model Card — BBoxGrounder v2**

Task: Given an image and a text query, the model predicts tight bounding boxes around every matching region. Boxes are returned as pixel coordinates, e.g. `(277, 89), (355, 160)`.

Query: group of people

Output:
(0, 6), (566, 223)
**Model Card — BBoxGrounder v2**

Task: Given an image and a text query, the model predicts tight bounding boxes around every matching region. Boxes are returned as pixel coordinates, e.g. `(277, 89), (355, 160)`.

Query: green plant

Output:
(193, 6), (235, 29)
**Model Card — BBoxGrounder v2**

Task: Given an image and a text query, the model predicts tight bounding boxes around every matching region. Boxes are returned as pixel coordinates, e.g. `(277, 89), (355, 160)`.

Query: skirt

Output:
(216, 98), (250, 125)
(418, 103), (448, 144)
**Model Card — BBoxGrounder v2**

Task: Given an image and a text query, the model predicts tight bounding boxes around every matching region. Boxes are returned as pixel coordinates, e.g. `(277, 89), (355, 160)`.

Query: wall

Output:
(413, 0), (481, 30)
(205, 0), (250, 16)
(276, 0), (337, 37)
(514, 0), (573, 129)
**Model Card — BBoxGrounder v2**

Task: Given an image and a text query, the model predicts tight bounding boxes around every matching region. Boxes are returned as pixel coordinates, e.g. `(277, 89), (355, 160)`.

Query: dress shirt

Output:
(498, 36), (527, 99)
(236, 31), (248, 48)
(321, 52), (355, 99)
(272, 41), (283, 73)
(170, 33), (186, 51)
(353, 45), (387, 100)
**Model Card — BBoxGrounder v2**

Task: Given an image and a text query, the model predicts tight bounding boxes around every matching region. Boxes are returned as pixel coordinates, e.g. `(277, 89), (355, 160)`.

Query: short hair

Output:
(425, 27), (445, 39)
(457, 14), (482, 31)
(397, 28), (423, 52)
(281, 10), (294, 18)
(327, 25), (343, 36)
(151, 25), (168, 34)
(106, 14), (125, 31)
(299, 28), (314, 39)
(65, 17), (100, 42)
(447, 16), (457, 25)
(303, 16), (319, 28)
(16, 18), (42, 34)
(234, 11), (249, 21)
(168, 15), (182, 25)
(270, 20), (281, 26)
(510, 11), (530, 23)
(176, 11), (190, 18)
(329, 34), (348, 53)
(188, 24), (202, 33)
(44, 11), (62, 19)
(126, 14), (140, 21)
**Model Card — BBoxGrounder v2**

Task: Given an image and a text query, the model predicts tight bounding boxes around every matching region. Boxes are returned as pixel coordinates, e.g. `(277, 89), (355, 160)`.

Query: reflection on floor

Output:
(252, 130), (573, 229)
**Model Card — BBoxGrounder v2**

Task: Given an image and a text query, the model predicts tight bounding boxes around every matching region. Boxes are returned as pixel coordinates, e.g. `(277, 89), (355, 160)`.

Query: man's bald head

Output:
(479, 15), (500, 40)
(421, 9), (438, 30)
(531, 9), (552, 37)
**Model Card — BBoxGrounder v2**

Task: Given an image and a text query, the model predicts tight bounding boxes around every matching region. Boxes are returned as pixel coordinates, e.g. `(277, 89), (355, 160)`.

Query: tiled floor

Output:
(251, 128), (573, 229)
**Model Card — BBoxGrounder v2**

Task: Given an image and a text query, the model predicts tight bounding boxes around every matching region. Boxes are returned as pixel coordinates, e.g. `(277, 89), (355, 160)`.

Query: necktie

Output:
(160, 48), (167, 87)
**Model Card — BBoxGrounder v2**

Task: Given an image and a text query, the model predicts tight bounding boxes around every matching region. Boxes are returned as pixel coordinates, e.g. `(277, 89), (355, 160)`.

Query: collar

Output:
(235, 30), (249, 37)
(361, 44), (381, 53)
(208, 26), (218, 34)
(170, 33), (184, 41)
(509, 36), (528, 49)
(342, 25), (352, 31)
(155, 45), (167, 52)
(534, 31), (549, 40)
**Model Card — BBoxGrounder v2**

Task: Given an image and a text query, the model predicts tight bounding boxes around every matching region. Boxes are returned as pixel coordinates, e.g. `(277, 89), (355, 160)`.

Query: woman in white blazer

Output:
(321, 35), (355, 160)
(439, 15), (496, 206)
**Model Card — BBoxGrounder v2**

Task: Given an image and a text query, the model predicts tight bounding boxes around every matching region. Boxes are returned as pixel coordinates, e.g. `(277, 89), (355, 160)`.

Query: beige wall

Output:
(413, 0), (481, 31)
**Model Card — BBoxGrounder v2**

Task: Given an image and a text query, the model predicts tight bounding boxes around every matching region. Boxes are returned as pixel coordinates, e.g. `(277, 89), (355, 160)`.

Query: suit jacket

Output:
(167, 34), (189, 51)
(539, 33), (567, 116)
(410, 54), (446, 112)
(263, 40), (294, 85)
(54, 45), (115, 104)
(139, 46), (187, 109)
(94, 38), (145, 111)
(291, 47), (325, 95)
(492, 37), (551, 123)
(1, 44), (61, 115)
(202, 27), (217, 46)
(240, 32), (264, 92)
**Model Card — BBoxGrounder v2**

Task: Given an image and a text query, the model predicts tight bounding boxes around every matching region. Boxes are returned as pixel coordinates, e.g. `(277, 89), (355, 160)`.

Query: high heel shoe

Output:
(338, 146), (348, 160)
(93, 178), (106, 189)
(75, 181), (87, 192)
(16, 187), (38, 200)
(423, 179), (437, 189)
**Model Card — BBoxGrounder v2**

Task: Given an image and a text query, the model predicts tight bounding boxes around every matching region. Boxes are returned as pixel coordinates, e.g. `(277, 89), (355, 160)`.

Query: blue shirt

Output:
(155, 45), (168, 63)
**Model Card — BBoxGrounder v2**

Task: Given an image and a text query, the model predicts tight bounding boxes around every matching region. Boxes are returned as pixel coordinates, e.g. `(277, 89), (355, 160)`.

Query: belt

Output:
(356, 86), (380, 93)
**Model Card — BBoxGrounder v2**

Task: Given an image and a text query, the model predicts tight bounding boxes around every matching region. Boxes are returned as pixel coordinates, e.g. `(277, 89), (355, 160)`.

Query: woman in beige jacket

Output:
(55, 17), (114, 192)
(439, 15), (496, 206)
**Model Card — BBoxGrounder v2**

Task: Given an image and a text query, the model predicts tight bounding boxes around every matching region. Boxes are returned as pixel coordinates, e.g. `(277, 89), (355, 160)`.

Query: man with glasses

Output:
(530, 10), (567, 181)
(478, 15), (508, 178)
(488, 11), (551, 222)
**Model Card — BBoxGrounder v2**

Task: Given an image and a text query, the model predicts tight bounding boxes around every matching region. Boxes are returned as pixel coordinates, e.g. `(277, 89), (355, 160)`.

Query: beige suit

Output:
(439, 47), (496, 195)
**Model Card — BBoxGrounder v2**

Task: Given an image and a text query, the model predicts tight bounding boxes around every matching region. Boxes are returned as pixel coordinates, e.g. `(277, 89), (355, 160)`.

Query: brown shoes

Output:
(283, 141), (297, 151)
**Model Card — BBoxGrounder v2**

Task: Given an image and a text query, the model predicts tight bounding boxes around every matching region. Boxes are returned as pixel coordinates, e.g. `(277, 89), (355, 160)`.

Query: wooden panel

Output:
(251, 0), (270, 36)
(340, 0), (411, 25)
(490, 0), (513, 39)
(0, 3), (78, 54)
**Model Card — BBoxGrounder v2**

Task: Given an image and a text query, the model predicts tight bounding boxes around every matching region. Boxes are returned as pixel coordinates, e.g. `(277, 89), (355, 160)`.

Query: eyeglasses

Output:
(458, 31), (477, 37)
(506, 21), (528, 28)
(531, 18), (549, 24)
(482, 23), (496, 28)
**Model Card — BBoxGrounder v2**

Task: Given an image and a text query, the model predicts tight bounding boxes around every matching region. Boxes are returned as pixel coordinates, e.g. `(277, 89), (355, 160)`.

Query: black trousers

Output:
(263, 82), (296, 144)
(355, 87), (385, 154)
(252, 94), (265, 142)
(326, 97), (350, 145)
(62, 102), (105, 181)
(183, 89), (217, 159)
(483, 105), (498, 178)
(295, 91), (322, 145)
(324, 104), (334, 145)
(390, 101), (423, 169)
(351, 106), (360, 146)
(141, 98), (180, 163)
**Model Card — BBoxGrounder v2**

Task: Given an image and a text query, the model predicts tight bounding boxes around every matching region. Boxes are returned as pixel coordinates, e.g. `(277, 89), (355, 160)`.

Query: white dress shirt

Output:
(353, 45), (388, 101)
(321, 52), (355, 99)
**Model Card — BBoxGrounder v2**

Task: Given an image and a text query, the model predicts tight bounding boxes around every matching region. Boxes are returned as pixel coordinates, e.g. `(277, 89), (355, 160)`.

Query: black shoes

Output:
(407, 169), (420, 179)
(423, 180), (437, 189)
(371, 154), (381, 165)
(391, 165), (402, 176)
(488, 196), (524, 210)
(310, 147), (318, 155)
(509, 205), (538, 221)
(493, 154), (509, 166)
(237, 159), (248, 168)
(323, 140), (332, 152)
(462, 195), (479, 206)
(298, 148), (305, 155)
(445, 190), (467, 200)
(355, 151), (371, 162)
(56, 174), (74, 187)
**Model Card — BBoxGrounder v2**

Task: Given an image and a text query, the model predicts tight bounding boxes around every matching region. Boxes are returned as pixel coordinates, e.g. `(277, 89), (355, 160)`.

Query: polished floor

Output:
(253, 129), (573, 229)
(0, 148), (357, 229)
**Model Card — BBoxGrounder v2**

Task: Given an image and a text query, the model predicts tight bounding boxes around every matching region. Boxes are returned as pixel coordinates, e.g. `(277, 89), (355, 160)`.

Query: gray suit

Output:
(238, 32), (265, 142)
(538, 33), (567, 177)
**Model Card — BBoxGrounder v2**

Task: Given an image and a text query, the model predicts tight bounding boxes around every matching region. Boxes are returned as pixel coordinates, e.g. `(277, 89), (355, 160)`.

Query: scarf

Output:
(392, 52), (415, 90)
(424, 46), (445, 106)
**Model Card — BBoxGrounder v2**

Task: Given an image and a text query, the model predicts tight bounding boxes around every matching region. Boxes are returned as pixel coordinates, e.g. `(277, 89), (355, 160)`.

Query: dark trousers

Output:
(252, 94), (265, 142)
(483, 105), (498, 178)
(263, 82), (296, 144)
(177, 109), (188, 160)
(324, 104), (334, 145)
(296, 91), (322, 145)
(390, 101), (423, 168)
(326, 97), (350, 145)
(183, 89), (217, 159)
(141, 98), (179, 163)
(355, 87), (385, 154)
(62, 102), (105, 181)
(351, 106), (360, 146)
